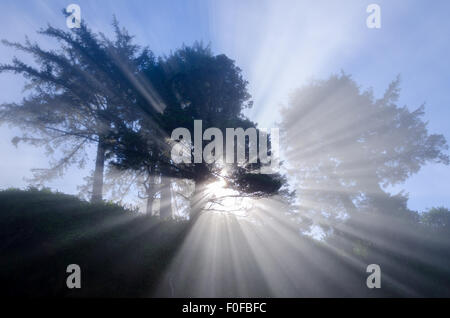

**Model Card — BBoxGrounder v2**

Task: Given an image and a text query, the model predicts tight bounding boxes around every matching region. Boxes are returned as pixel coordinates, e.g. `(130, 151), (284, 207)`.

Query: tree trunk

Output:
(146, 193), (154, 215)
(145, 185), (156, 215)
(189, 182), (207, 223)
(160, 180), (173, 219)
(91, 139), (105, 203)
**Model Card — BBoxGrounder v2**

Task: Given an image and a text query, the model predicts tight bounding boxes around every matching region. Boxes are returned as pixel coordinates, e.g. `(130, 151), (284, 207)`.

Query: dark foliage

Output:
(0, 188), (186, 297)
(1, 189), (450, 297)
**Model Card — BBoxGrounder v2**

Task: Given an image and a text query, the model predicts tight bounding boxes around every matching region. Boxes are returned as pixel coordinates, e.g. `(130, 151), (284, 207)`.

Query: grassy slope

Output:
(0, 188), (187, 297)
(1, 189), (450, 297)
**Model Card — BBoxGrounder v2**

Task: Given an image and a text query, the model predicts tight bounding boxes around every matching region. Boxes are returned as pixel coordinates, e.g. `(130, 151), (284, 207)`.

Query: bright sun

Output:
(205, 174), (254, 215)
(206, 178), (229, 197)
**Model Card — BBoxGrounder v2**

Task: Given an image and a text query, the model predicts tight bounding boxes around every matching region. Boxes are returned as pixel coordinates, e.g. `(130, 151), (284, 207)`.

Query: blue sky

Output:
(0, 0), (449, 211)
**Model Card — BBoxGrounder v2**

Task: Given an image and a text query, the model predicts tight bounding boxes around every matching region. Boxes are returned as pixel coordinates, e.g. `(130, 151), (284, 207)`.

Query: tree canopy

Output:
(0, 18), (156, 202)
(0, 18), (284, 220)
(280, 73), (449, 233)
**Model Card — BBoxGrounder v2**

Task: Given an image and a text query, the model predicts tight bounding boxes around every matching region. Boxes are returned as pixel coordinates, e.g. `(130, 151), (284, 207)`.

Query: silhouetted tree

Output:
(113, 44), (285, 221)
(0, 18), (156, 202)
(280, 73), (449, 233)
(421, 207), (450, 235)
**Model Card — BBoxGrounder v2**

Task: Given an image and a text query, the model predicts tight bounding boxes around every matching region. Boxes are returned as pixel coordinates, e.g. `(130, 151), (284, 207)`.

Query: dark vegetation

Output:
(0, 188), (186, 297)
(1, 188), (449, 297)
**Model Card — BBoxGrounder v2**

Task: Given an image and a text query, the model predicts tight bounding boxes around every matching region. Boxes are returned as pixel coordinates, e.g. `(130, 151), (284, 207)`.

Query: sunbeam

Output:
(1, 0), (450, 302)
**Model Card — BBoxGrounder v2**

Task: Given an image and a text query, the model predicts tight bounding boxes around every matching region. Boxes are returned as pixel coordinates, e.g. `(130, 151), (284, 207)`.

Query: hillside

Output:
(0, 188), (187, 297)
(2, 189), (450, 297)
